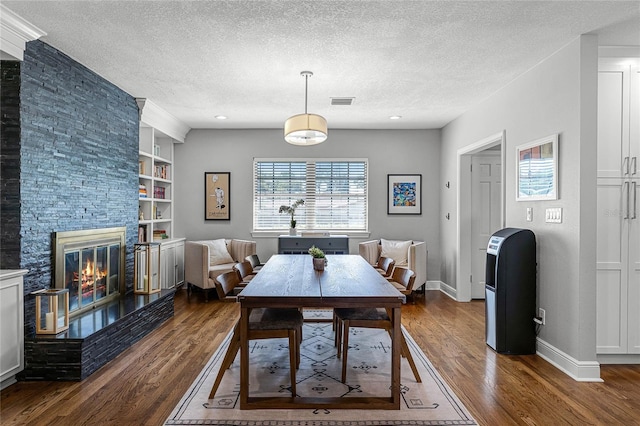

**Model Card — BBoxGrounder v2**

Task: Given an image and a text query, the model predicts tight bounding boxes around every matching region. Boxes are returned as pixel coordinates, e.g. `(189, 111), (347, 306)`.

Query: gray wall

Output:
(440, 35), (598, 361)
(174, 129), (442, 281)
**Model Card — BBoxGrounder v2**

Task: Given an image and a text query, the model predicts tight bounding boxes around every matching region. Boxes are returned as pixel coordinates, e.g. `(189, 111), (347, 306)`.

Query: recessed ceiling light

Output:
(215, 115), (228, 120)
(389, 115), (402, 120)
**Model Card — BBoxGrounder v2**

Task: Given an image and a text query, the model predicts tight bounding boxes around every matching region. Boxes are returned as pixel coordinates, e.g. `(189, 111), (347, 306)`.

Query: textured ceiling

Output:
(3, 1), (640, 130)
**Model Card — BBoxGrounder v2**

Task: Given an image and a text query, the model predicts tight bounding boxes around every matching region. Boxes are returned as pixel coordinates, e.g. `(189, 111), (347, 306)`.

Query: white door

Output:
(628, 178), (640, 353)
(470, 152), (502, 299)
(597, 64), (629, 178)
(596, 178), (629, 353)
(629, 66), (640, 353)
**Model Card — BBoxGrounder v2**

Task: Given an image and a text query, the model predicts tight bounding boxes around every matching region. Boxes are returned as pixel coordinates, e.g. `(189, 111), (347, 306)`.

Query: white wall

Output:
(440, 35), (599, 363)
(174, 129), (442, 281)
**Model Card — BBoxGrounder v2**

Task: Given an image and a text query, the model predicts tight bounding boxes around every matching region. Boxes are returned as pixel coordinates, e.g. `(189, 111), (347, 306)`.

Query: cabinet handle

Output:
(633, 181), (637, 220)
(632, 157), (637, 176)
(623, 157), (630, 175)
(624, 181), (630, 219)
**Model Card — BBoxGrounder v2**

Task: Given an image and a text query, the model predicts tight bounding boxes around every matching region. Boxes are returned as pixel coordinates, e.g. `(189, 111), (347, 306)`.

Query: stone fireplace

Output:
(53, 227), (126, 316)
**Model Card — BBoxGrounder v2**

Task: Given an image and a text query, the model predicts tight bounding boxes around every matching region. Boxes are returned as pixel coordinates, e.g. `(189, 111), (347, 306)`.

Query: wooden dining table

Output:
(237, 254), (406, 410)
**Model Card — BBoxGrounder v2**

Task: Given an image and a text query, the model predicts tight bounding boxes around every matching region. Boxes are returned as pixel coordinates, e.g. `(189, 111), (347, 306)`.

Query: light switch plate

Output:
(526, 207), (533, 222)
(545, 207), (563, 223)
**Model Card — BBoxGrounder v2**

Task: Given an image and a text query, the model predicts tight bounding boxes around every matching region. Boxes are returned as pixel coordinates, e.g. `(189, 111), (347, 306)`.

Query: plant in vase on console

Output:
(279, 199), (304, 236)
(308, 245), (326, 271)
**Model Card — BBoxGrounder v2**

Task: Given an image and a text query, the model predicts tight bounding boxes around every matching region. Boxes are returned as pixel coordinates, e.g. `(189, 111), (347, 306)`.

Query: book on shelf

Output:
(153, 229), (168, 241)
(153, 186), (165, 199)
(138, 161), (146, 175)
(153, 164), (170, 180)
(139, 184), (147, 198)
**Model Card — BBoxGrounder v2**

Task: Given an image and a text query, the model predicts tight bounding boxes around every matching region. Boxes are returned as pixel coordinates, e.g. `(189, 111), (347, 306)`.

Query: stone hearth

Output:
(20, 289), (175, 381)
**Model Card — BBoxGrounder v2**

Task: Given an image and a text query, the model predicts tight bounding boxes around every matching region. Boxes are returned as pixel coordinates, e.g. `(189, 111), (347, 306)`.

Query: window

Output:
(253, 159), (368, 232)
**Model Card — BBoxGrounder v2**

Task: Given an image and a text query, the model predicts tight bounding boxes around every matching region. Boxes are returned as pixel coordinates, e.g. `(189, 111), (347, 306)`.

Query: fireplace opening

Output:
(54, 227), (126, 317)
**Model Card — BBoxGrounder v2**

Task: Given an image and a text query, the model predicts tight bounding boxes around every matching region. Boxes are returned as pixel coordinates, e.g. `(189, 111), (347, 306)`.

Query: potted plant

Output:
(308, 245), (326, 271)
(279, 199), (304, 235)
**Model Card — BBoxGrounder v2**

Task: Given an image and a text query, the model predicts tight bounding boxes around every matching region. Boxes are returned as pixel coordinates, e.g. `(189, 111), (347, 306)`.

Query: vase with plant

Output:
(308, 245), (326, 271)
(279, 199), (304, 235)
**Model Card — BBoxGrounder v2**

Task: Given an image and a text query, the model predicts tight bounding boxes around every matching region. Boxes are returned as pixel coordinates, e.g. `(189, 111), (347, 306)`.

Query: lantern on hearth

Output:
(134, 242), (161, 294)
(32, 288), (69, 334)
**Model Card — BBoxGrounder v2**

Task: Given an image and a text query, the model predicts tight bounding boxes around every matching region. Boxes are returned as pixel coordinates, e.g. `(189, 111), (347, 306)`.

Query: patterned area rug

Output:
(165, 312), (477, 426)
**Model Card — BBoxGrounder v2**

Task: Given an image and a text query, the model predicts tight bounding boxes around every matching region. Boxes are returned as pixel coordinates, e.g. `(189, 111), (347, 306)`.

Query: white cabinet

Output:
(1, 269), (27, 389)
(160, 239), (185, 289)
(596, 59), (640, 358)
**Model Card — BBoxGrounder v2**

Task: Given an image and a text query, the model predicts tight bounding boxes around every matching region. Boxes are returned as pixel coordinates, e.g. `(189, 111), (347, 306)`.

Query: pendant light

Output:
(284, 71), (327, 145)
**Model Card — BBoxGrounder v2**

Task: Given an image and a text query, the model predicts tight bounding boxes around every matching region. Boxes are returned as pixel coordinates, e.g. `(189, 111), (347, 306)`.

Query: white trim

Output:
(536, 338), (603, 382)
(250, 230), (371, 239)
(598, 46), (640, 58)
(424, 280), (441, 291)
(597, 354), (640, 365)
(136, 98), (190, 143)
(436, 281), (458, 300)
(0, 5), (46, 61)
(456, 131), (506, 302)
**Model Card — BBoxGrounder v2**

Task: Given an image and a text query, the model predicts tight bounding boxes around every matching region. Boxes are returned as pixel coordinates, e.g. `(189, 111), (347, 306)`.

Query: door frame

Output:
(456, 131), (506, 302)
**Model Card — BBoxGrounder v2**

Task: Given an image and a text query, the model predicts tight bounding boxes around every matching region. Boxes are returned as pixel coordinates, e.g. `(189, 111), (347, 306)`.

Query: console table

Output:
(278, 235), (349, 255)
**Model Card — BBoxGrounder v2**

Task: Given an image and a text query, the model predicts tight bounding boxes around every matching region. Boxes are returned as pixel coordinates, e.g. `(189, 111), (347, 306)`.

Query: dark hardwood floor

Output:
(2, 288), (639, 425)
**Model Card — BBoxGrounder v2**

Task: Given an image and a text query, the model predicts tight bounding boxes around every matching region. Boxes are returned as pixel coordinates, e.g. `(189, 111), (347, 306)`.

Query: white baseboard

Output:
(536, 338), (602, 382)
(424, 280), (441, 291)
(426, 283), (604, 382)
(597, 353), (640, 364)
(424, 280), (459, 300)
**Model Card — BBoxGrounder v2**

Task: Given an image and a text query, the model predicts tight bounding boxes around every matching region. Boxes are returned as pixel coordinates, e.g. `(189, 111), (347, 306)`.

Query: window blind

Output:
(253, 159), (368, 232)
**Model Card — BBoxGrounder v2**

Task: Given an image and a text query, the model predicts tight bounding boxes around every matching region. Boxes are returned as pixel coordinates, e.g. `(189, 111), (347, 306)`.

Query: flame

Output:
(82, 260), (105, 280)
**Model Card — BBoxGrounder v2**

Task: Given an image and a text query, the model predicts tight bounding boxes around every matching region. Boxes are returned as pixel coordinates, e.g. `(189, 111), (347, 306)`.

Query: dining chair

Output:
(245, 254), (264, 272)
(334, 307), (421, 384)
(233, 261), (257, 283)
(214, 270), (245, 302)
(208, 307), (304, 399)
(334, 268), (420, 384)
(387, 266), (417, 303)
(375, 256), (396, 277)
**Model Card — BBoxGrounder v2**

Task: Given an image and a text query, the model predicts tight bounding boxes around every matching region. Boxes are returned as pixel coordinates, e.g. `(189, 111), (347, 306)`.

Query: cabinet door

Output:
(161, 244), (176, 289)
(175, 241), (185, 286)
(598, 66), (630, 178)
(596, 178), (629, 353)
(628, 179), (640, 353)
(0, 275), (24, 384)
(630, 66), (639, 177)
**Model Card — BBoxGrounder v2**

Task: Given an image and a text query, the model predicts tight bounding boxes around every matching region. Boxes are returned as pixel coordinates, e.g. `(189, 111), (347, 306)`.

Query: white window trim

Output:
(253, 157), (369, 235)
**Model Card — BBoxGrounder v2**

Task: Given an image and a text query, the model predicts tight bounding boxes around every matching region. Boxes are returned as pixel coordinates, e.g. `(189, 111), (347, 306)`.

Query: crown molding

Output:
(0, 5), (47, 61)
(135, 98), (190, 143)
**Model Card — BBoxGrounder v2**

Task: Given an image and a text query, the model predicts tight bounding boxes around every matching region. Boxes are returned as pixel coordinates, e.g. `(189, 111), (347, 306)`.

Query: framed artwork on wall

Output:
(516, 134), (558, 201)
(205, 172), (230, 220)
(387, 174), (422, 215)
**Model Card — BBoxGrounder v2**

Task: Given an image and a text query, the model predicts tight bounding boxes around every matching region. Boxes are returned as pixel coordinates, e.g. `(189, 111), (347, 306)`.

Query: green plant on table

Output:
(308, 245), (326, 258)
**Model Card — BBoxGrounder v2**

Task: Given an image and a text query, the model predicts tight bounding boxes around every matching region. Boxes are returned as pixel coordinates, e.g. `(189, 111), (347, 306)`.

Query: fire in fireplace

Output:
(54, 227), (126, 316)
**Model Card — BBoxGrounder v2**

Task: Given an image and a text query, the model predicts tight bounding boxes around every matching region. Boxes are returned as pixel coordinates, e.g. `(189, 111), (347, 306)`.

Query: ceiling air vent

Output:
(330, 97), (355, 106)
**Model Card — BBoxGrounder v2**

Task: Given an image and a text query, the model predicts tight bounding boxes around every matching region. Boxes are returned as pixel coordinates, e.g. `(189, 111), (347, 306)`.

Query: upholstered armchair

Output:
(359, 239), (427, 289)
(185, 238), (256, 300)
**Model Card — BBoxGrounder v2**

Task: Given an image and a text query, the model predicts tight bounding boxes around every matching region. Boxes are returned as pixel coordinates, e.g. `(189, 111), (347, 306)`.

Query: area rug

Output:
(165, 313), (477, 426)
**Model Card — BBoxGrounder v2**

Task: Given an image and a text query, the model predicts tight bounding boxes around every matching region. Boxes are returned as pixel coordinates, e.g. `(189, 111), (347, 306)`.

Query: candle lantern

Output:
(32, 288), (69, 334)
(134, 242), (161, 294)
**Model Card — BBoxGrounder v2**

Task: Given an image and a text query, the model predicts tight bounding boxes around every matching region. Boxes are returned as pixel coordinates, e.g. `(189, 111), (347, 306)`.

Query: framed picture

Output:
(205, 172), (230, 220)
(516, 134), (558, 201)
(387, 174), (422, 215)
